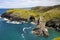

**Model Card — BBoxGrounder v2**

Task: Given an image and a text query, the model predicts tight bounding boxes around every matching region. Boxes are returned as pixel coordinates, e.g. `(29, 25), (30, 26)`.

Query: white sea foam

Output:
(23, 27), (31, 33)
(0, 16), (1, 18)
(6, 20), (22, 24)
(21, 34), (25, 39)
(10, 21), (16, 24)
(4, 18), (29, 24)
(1, 18), (21, 24)
(3, 18), (9, 21)
(22, 21), (26, 23)
(31, 22), (36, 25)
(6, 20), (10, 23)
(14, 21), (21, 24)
(0, 16), (28, 24)
(23, 27), (26, 33)
(3, 18), (28, 24)
(25, 22), (28, 23)
(22, 21), (28, 23)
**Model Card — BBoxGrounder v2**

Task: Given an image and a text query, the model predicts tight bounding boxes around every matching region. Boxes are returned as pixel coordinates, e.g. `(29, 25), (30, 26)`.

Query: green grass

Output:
(7, 9), (39, 19)
(6, 5), (60, 21)
(53, 37), (60, 40)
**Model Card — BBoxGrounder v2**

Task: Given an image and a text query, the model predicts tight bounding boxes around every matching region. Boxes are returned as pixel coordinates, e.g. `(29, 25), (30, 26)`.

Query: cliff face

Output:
(1, 12), (28, 22)
(1, 9), (38, 22)
(45, 18), (60, 31)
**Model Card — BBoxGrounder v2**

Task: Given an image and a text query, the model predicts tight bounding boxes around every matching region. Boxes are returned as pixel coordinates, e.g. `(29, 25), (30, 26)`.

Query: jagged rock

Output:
(45, 18), (60, 31)
(32, 27), (49, 37)
(33, 28), (41, 36)
(1, 12), (28, 22)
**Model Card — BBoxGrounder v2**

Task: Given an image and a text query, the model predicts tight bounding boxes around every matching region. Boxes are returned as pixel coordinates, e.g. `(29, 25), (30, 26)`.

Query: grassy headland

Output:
(1, 5), (60, 37)
(4, 5), (60, 22)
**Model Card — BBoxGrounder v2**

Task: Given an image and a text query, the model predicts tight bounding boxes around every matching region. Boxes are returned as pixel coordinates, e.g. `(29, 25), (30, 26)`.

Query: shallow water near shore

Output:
(0, 19), (60, 40)
(0, 9), (60, 40)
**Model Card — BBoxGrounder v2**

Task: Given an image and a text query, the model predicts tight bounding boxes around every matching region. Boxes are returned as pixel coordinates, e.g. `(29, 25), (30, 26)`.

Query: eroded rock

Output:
(45, 18), (60, 31)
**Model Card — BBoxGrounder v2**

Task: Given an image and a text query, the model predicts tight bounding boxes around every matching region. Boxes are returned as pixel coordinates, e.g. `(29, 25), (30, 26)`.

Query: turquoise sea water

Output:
(0, 9), (60, 40)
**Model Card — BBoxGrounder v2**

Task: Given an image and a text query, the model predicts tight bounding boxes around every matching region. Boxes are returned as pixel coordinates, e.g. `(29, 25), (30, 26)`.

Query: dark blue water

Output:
(0, 9), (60, 40)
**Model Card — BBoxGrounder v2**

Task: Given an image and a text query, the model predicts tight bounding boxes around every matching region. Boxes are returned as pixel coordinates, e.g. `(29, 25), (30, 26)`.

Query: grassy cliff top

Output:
(6, 5), (60, 21)
(43, 8), (60, 21)
(6, 9), (39, 19)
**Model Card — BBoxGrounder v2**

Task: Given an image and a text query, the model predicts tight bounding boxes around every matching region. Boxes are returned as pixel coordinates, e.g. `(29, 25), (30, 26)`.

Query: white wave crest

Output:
(3, 18), (28, 24)
(3, 18), (9, 21)
(6, 20), (29, 24)
(31, 22), (36, 25)
(23, 27), (31, 33)
(6, 20), (10, 23)
(22, 21), (26, 23)
(6, 20), (22, 24)
(22, 21), (28, 23)
(23, 27), (26, 33)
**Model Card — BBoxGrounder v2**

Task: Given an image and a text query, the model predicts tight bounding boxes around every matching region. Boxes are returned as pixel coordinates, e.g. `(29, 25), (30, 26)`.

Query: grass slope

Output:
(6, 5), (60, 21)
(6, 9), (39, 19)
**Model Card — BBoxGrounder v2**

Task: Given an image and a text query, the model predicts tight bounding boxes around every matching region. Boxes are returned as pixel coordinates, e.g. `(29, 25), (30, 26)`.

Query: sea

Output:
(0, 9), (60, 40)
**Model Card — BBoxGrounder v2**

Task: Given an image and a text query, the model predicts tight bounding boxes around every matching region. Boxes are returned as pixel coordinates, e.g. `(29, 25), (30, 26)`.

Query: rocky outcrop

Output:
(1, 12), (36, 22)
(32, 16), (49, 37)
(32, 26), (49, 37)
(45, 18), (60, 31)
(1, 12), (28, 22)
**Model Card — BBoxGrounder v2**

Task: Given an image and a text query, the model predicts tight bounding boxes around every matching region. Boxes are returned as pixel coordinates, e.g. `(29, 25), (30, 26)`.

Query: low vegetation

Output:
(5, 5), (60, 22)
(53, 37), (60, 40)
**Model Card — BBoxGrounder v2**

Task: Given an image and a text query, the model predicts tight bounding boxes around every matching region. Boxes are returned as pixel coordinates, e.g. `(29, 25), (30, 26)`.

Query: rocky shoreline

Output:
(1, 12), (28, 22)
(1, 12), (60, 37)
(45, 18), (60, 31)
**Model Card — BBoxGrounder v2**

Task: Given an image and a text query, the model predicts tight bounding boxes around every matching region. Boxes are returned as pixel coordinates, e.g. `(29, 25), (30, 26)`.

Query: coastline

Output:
(1, 6), (60, 37)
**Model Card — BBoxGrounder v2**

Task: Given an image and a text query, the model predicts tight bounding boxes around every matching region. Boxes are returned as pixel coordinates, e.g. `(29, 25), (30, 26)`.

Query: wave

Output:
(6, 20), (29, 24)
(6, 21), (36, 25)
(30, 22), (36, 25)
(3, 18), (9, 21)
(0, 16), (1, 19)
(23, 27), (26, 33)
(22, 21), (26, 23)
(2, 18), (20, 24)
(0, 17), (8, 21)
(1, 17), (36, 25)
(23, 27), (31, 33)
(6, 20), (10, 23)
(6, 20), (22, 24)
